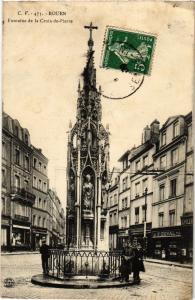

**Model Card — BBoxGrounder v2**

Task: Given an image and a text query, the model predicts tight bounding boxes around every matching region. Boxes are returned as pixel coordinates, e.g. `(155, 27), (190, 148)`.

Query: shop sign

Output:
(181, 216), (193, 226)
(2, 219), (9, 226)
(118, 229), (129, 237)
(152, 230), (181, 238)
(13, 225), (30, 230)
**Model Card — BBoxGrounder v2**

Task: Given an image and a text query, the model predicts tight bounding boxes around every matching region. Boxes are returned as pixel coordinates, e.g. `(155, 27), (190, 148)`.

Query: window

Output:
(38, 179), (42, 190)
(122, 198), (127, 209)
(43, 218), (46, 228)
(123, 157), (128, 170)
(2, 142), (7, 159)
(114, 212), (117, 224)
(187, 125), (192, 151)
(43, 199), (46, 209)
(135, 182), (140, 196)
(173, 121), (179, 138)
(2, 169), (6, 187)
(1, 197), (6, 215)
(135, 207), (139, 224)
(114, 194), (117, 204)
(142, 178), (148, 193)
(24, 180), (29, 191)
(143, 155), (148, 167)
(33, 215), (36, 226)
(159, 184), (165, 201)
(170, 179), (177, 197)
(15, 149), (20, 165)
(159, 212), (164, 227)
(33, 176), (37, 188)
(161, 131), (166, 146)
(110, 214), (112, 225)
(171, 148), (178, 166)
(33, 158), (37, 169)
(24, 134), (28, 144)
(39, 162), (42, 172)
(135, 160), (141, 172)
(124, 216), (127, 228)
(38, 216), (41, 227)
(24, 156), (30, 171)
(43, 165), (47, 174)
(122, 177), (128, 191)
(43, 182), (47, 193)
(15, 175), (20, 190)
(110, 196), (113, 207)
(39, 198), (42, 208)
(169, 210), (175, 226)
(100, 222), (104, 240)
(15, 126), (19, 137)
(160, 155), (166, 169)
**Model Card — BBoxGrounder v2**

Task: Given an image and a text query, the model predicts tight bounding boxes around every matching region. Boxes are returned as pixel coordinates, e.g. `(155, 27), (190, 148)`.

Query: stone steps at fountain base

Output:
(31, 274), (134, 289)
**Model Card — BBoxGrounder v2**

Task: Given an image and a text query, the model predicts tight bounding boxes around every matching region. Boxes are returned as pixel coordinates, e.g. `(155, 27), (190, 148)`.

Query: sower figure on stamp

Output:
(40, 238), (50, 275)
(132, 242), (145, 284)
(120, 241), (134, 282)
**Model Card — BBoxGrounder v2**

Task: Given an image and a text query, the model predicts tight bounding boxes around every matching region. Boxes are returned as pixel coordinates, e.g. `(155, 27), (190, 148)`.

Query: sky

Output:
(3, 1), (194, 208)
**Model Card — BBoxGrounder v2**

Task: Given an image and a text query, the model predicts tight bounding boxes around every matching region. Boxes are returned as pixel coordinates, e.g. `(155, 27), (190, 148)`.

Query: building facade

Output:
(31, 146), (51, 249)
(107, 112), (193, 262)
(129, 120), (159, 256)
(1, 112), (66, 251)
(49, 189), (66, 247)
(108, 167), (119, 251)
(117, 151), (131, 249)
(2, 112), (35, 251)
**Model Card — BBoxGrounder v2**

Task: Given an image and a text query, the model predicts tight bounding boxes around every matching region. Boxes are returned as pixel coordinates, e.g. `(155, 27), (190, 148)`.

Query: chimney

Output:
(143, 125), (151, 143)
(150, 119), (160, 143)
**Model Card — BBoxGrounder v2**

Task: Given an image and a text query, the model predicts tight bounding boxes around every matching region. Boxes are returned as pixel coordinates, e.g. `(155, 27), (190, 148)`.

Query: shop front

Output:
(181, 213), (193, 262)
(152, 226), (182, 261)
(1, 217), (11, 251)
(109, 225), (118, 251)
(129, 223), (152, 256)
(31, 227), (47, 250)
(11, 223), (31, 251)
(118, 228), (129, 250)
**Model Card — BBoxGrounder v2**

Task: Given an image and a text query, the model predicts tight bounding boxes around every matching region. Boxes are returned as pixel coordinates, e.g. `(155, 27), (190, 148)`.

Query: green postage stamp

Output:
(101, 26), (157, 75)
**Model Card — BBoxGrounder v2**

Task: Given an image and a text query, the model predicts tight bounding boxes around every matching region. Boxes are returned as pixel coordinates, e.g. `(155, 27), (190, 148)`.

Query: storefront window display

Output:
(12, 229), (30, 247)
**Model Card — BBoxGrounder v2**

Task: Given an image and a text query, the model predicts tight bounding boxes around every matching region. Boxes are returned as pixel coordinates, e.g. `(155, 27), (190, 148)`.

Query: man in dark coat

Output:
(132, 242), (145, 284)
(40, 238), (50, 275)
(120, 241), (134, 282)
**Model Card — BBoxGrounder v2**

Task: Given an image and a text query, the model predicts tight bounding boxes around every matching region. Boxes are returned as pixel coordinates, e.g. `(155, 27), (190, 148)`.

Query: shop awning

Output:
(13, 225), (30, 230)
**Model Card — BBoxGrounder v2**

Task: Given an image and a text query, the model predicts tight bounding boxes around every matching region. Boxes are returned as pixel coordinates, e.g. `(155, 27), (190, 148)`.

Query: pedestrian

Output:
(40, 238), (50, 275)
(120, 241), (134, 282)
(132, 242), (145, 284)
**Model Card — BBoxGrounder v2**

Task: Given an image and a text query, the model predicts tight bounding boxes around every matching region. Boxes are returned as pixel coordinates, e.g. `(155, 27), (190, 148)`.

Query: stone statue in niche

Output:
(82, 174), (94, 210)
(70, 173), (75, 207)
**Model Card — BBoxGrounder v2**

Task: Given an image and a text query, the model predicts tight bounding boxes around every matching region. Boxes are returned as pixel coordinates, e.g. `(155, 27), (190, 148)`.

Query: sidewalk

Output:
(1, 251), (39, 255)
(145, 258), (193, 269)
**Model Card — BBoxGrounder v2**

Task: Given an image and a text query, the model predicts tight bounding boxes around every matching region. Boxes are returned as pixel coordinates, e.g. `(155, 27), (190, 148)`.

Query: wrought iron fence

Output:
(48, 249), (123, 279)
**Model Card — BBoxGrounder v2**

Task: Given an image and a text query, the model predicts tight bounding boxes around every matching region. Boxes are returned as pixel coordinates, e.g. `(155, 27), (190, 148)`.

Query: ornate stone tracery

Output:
(66, 23), (110, 251)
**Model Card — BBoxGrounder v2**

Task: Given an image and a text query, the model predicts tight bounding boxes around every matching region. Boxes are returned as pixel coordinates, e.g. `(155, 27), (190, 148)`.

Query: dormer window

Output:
(15, 126), (19, 137)
(24, 134), (28, 144)
(173, 121), (179, 138)
(161, 131), (166, 146)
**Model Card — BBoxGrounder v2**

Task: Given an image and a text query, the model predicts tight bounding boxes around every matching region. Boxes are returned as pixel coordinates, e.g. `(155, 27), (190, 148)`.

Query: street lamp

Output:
(143, 187), (148, 254)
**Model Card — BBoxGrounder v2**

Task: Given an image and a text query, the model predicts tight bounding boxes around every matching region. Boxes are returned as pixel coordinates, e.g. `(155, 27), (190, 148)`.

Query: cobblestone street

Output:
(1, 253), (192, 300)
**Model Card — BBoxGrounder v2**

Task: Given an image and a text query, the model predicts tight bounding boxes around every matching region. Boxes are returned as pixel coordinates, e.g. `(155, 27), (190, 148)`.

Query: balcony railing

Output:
(48, 249), (123, 279)
(14, 214), (29, 222)
(11, 187), (35, 204)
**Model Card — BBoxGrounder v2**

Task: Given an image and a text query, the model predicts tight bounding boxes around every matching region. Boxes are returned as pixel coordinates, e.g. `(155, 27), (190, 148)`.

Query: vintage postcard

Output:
(1, 1), (194, 299)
